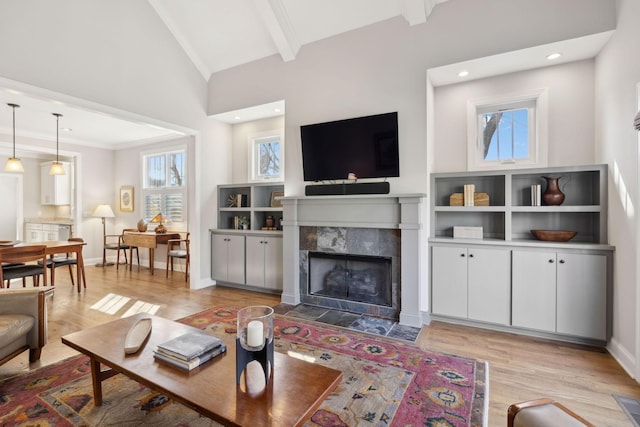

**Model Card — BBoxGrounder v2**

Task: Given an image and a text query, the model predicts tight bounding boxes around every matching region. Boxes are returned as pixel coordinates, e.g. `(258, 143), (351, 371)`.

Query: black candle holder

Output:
(235, 338), (274, 385)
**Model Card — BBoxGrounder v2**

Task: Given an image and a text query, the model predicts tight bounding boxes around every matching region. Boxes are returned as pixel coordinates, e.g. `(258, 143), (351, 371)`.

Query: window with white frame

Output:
(249, 131), (283, 181)
(467, 88), (548, 170)
(142, 148), (187, 223)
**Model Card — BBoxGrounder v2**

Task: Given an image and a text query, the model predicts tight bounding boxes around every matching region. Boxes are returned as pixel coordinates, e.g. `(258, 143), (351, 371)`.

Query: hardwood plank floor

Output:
(1, 264), (638, 426)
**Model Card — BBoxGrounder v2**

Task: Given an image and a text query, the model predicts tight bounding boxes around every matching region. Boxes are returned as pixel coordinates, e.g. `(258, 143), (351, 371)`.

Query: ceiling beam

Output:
(148, 0), (211, 81)
(253, 0), (300, 62)
(402, 0), (447, 26)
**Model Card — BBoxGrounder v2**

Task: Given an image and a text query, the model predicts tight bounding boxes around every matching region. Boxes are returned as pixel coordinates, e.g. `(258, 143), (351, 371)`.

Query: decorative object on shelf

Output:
(238, 216), (249, 230)
(530, 229), (577, 242)
(236, 194), (248, 207)
(449, 192), (490, 206)
(463, 184), (475, 206)
(150, 213), (168, 233)
(453, 226), (483, 239)
(5, 103), (24, 173)
(265, 215), (275, 228)
(542, 176), (565, 205)
(49, 113), (66, 175)
(137, 219), (148, 232)
(270, 190), (284, 207)
(227, 194), (238, 207)
(236, 305), (274, 388)
(119, 186), (134, 212)
(530, 184), (542, 206)
(93, 204), (116, 267)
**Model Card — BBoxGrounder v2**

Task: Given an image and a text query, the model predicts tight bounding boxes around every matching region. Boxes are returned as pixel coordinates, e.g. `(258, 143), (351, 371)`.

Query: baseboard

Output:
(305, 181), (390, 196)
(608, 337), (638, 380)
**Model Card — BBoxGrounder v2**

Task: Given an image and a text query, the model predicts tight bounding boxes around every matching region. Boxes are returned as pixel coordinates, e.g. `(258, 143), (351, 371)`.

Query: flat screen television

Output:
(300, 112), (399, 182)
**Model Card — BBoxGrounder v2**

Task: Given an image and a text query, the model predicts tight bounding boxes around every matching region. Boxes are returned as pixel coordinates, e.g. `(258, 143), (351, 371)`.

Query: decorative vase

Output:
(137, 219), (148, 232)
(542, 176), (565, 205)
(265, 215), (275, 228)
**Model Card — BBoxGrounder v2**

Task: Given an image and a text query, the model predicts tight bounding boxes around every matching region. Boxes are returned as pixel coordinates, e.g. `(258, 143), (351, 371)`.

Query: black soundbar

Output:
(305, 182), (390, 196)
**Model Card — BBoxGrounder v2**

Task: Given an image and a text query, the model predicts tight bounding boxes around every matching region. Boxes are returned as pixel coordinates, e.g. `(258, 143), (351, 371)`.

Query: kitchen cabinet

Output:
(211, 232), (245, 285)
(245, 235), (283, 291)
(25, 222), (72, 242)
(512, 250), (607, 340)
(41, 161), (71, 205)
(431, 244), (510, 325)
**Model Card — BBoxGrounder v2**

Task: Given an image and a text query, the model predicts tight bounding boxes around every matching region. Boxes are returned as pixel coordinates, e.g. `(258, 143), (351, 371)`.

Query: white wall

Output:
(0, 0), (207, 130)
(433, 59), (596, 172)
(595, 0), (640, 379)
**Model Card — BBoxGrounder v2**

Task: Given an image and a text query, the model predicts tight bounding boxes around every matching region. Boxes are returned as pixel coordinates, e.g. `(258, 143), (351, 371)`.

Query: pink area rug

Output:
(0, 306), (488, 426)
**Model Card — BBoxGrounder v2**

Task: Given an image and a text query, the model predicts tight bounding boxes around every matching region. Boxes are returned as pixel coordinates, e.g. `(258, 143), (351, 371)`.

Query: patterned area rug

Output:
(0, 306), (488, 426)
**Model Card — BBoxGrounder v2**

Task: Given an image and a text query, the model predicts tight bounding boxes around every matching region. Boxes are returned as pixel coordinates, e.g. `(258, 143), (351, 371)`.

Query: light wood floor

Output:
(1, 264), (638, 426)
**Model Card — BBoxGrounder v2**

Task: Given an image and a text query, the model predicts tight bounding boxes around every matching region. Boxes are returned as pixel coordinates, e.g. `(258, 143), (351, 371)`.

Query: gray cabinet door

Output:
(468, 248), (511, 325)
(226, 235), (246, 284)
(245, 236), (265, 288)
(556, 253), (607, 340)
(211, 233), (230, 281)
(512, 250), (557, 332)
(263, 237), (283, 290)
(431, 245), (468, 318)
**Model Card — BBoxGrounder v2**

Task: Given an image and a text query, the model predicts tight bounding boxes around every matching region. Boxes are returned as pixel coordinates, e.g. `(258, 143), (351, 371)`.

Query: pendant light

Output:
(4, 103), (24, 173)
(49, 112), (65, 175)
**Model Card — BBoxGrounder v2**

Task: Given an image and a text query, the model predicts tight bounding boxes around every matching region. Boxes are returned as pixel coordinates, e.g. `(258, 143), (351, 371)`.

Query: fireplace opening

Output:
(308, 251), (392, 307)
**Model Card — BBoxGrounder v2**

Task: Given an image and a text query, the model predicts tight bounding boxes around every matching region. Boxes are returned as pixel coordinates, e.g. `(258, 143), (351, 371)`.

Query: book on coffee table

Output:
(154, 343), (227, 371)
(157, 331), (223, 361)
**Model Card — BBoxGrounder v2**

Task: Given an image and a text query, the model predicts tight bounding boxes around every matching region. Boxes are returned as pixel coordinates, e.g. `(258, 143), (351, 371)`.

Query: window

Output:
(249, 131), (283, 181)
(142, 148), (186, 223)
(467, 88), (548, 170)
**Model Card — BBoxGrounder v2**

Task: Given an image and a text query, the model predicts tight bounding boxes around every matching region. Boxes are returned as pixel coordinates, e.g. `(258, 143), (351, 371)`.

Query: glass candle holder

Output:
(237, 306), (274, 351)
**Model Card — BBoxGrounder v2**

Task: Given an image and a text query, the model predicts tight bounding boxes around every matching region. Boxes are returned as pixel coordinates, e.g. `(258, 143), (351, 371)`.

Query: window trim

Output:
(140, 145), (187, 227)
(248, 129), (284, 182)
(466, 88), (548, 171)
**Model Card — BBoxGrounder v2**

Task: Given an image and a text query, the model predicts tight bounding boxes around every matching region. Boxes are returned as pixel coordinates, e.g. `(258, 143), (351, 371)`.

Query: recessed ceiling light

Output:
(458, 70), (469, 77)
(62, 128), (72, 132)
(234, 116), (241, 120)
(546, 52), (562, 60)
(274, 108), (281, 113)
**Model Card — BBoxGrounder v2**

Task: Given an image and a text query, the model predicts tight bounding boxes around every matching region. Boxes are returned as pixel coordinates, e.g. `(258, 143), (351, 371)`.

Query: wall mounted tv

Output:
(300, 112), (399, 182)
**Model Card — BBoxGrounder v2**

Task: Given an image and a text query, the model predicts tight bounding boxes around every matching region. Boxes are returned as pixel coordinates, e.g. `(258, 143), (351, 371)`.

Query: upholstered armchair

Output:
(0, 287), (54, 365)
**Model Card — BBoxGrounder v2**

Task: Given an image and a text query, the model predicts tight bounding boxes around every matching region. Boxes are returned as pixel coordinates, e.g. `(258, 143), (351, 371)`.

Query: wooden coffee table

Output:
(62, 313), (342, 427)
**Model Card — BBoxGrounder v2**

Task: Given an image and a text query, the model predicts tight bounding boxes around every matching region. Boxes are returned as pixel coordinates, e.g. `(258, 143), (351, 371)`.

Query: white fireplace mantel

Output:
(280, 193), (426, 327)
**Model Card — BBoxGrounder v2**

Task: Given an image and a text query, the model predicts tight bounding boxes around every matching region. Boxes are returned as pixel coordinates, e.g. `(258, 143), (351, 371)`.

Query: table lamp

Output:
(93, 204), (115, 267)
(150, 213), (168, 233)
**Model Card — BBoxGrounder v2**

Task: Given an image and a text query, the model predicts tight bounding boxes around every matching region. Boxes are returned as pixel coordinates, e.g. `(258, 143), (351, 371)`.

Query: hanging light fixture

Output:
(49, 112), (65, 175)
(4, 103), (24, 173)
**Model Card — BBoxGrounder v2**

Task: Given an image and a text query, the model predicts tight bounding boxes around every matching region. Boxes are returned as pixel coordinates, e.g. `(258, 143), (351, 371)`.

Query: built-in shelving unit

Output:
(217, 182), (284, 232)
(430, 164), (607, 246)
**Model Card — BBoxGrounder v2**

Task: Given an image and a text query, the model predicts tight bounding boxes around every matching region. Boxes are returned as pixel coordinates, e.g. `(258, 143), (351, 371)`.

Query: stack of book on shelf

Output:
(153, 330), (226, 371)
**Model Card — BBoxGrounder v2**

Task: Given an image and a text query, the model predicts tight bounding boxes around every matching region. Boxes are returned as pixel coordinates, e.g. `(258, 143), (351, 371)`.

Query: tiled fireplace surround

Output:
(280, 194), (425, 327)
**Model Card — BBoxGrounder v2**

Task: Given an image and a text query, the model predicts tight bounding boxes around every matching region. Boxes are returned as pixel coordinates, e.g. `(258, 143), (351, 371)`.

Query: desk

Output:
(122, 232), (179, 275)
(11, 241), (86, 293)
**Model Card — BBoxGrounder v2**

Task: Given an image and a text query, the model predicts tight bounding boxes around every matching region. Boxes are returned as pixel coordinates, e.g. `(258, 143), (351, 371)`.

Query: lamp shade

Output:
(4, 157), (24, 173)
(49, 161), (65, 175)
(93, 204), (115, 218)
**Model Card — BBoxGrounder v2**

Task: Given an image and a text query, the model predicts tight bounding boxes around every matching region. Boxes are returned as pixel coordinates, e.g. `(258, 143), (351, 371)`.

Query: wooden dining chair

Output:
(166, 232), (190, 282)
(0, 245), (48, 288)
(39, 237), (86, 289)
(105, 229), (139, 270)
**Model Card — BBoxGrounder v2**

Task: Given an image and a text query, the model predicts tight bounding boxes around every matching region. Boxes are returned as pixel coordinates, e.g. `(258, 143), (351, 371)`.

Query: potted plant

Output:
(238, 216), (250, 230)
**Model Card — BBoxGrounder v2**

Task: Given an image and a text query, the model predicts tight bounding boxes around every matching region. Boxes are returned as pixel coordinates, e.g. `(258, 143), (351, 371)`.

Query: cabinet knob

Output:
(460, 253), (465, 257)
(559, 259), (565, 264)
(468, 253), (474, 258)
(548, 259), (554, 263)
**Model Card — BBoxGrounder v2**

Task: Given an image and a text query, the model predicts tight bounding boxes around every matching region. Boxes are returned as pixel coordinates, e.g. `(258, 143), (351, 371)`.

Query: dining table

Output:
(122, 231), (180, 275)
(3, 240), (87, 293)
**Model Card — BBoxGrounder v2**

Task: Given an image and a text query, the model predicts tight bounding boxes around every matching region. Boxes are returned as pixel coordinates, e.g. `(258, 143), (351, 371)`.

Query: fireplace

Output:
(280, 194), (425, 327)
(299, 226), (400, 319)
(308, 252), (393, 307)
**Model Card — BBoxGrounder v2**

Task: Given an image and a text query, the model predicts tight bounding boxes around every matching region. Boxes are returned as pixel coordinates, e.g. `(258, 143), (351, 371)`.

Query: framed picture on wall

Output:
(270, 190), (284, 207)
(120, 186), (134, 212)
